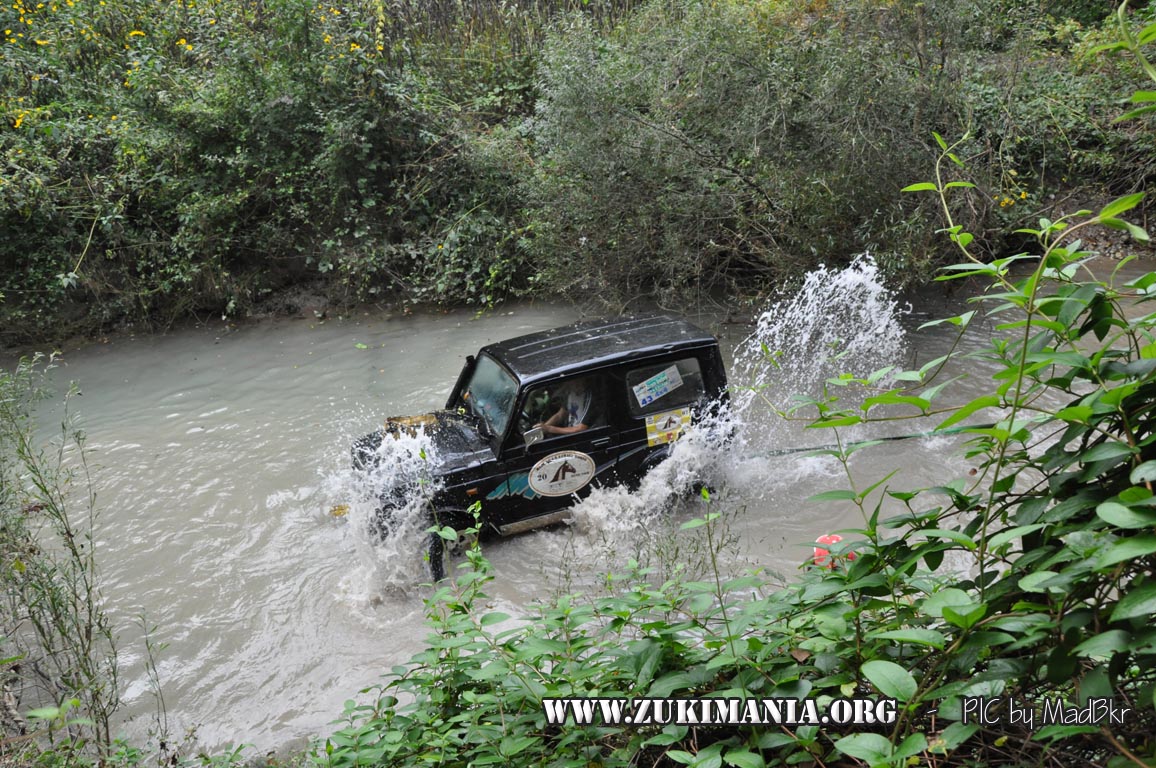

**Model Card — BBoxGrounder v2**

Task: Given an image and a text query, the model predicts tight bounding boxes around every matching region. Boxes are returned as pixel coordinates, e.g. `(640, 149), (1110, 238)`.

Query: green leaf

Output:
(354, 342), (369, 349)
(1111, 581), (1156, 622)
(921, 528), (977, 550)
(1097, 535), (1156, 568)
(1131, 461), (1156, 484)
(480, 611), (511, 626)
(942, 602), (987, 630)
(921, 588), (973, 618)
(867, 628), (947, 649)
(1073, 629), (1130, 659)
(1099, 193), (1145, 221)
(808, 414), (863, 428)
(936, 395), (1000, 431)
(986, 523), (1047, 550)
(1119, 104), (1156, 121)
(1019, 571), (1063, 593)
(723, 750), (765, 768)
(861, 660), (918, 702)
(1056, 406), (1093, 423)
(1100, 217), (1151, 242)
(893, 733), (929, 761)
(643, 726), (690, 747)
(26, 707), (61, 720)
(929, 722), (979, 754)
(834, 733), (893, 763)
(1033, 724), (1100, 741)
(932, 132), (948, 150)
(1096, 501), (1156, 529)
(1081, 441), (1136, 464)
(807, 489), (858, 503)
(902, 182), (938, 193)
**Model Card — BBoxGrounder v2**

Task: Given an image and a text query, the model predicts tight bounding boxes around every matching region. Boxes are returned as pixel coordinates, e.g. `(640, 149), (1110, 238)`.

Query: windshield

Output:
(462, 354), (518, 439)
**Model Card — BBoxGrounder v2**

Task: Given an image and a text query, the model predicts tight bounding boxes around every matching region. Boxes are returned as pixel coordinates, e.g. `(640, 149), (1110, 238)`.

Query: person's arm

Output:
(537, 406), (589, 436)
(537, 406), (564, 429)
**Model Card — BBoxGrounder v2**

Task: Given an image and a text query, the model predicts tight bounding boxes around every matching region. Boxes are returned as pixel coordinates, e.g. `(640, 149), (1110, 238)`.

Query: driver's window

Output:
(520, 375), (606, 441)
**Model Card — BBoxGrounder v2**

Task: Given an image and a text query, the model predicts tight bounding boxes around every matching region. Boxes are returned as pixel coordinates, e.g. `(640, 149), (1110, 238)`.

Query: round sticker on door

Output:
(528, 450), (597, 497)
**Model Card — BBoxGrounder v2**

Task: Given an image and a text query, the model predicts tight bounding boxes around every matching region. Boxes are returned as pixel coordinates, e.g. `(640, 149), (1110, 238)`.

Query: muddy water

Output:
(19, 266), (1048, 751)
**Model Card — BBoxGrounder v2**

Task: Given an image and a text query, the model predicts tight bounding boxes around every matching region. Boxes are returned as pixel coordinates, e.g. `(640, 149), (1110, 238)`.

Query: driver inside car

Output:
(536, 379), (598, 436)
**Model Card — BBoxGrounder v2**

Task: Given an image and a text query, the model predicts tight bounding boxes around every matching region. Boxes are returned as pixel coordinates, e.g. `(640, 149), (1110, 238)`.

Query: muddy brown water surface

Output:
(12, 256), (1148, 752)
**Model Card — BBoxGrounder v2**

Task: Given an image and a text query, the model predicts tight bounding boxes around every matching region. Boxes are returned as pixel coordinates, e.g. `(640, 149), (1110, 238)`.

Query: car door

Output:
(485, 372), (619, 535)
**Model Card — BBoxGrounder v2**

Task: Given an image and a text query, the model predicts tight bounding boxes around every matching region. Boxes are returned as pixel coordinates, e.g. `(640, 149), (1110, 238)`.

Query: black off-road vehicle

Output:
(352, 314), (729, 578)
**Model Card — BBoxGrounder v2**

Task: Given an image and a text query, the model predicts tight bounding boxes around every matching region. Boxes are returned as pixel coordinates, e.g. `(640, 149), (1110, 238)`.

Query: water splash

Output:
(730, 253), (909, 416)
(559, 254), (910, 579)
(318, 425), (442, 594)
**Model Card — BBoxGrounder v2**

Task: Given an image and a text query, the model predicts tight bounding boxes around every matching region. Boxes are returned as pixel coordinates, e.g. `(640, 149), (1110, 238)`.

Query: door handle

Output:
(592, 437), (612, 448)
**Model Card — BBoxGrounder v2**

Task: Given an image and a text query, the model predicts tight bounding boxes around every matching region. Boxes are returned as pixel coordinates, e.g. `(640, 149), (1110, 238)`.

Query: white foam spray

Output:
(316, 425), (443, 599)
(556, 254), (910, 583)
(730, 253), (909, 415)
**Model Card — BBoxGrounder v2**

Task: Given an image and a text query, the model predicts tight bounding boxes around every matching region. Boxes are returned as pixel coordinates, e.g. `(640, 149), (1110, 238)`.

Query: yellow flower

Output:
(376, 43), (383, 51)
(176, 37), (186, 45)
(110, 114), (117, 120)
(128, 30), (144, 37)
(1019, 191), (1027, 199)
(35, 38), (47, 44)
(349, 41), (360, 51)
(323, 34), (330, 43)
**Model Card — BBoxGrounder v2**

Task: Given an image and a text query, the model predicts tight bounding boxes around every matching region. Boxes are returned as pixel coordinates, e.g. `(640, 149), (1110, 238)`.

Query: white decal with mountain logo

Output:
(645, 407), (691, 446)
(528, 450), (596, 497)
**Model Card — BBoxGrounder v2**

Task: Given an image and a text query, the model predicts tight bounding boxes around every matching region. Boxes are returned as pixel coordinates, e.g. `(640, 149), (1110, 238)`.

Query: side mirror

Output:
(523, 426), (544, 447)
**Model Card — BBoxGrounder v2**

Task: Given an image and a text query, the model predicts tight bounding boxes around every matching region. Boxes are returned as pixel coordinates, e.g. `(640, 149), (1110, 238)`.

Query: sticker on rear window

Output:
(646, 408), (691, 446)
(632, 364), (684, 408)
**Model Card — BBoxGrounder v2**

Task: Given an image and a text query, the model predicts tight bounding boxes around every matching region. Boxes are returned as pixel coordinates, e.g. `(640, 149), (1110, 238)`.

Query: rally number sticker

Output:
(528, 450), (597, 497)
(632, 364), (684, 408)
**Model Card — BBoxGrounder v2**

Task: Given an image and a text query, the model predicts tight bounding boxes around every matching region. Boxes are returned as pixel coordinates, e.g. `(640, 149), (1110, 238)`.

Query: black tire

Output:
(427, 529), (448, 581)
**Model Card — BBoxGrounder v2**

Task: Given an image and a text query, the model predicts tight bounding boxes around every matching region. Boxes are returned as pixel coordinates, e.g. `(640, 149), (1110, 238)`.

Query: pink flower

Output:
(813, 534), (856, 568)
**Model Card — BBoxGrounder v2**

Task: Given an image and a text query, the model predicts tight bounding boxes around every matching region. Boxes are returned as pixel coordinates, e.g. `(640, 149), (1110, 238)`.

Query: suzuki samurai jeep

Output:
(352, 314), (729, 578)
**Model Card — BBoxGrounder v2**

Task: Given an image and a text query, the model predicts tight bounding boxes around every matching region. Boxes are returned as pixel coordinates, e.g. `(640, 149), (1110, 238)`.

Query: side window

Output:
(523, 375), (608, 439)
(625, 358), (705, 418)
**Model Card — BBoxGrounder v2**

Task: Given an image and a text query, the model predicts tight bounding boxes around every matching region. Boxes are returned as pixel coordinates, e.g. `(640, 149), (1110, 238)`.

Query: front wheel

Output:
(427, 530), (447, 581)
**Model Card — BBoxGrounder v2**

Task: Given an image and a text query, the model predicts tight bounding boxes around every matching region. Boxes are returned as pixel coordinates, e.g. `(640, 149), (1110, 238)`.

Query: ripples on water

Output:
(24, 258), (994, 751)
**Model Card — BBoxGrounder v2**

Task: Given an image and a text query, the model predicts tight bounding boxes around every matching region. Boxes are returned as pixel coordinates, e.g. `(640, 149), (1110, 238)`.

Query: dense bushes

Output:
(521, 0), (1152, 304)
(1, 0), (1151, 341)
(0, 0), (543, 340)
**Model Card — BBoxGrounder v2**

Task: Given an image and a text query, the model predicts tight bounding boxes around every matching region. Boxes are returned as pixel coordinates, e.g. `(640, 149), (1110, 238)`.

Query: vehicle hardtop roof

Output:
(481, 314), (717, 383)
